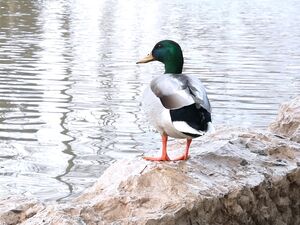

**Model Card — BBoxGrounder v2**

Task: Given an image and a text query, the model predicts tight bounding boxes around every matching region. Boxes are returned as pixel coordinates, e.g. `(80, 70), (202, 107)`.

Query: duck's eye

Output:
(156, 44), (163, 49)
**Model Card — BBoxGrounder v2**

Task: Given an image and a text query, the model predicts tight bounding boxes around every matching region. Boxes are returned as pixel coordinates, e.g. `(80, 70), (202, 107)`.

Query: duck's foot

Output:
(143, 155), (170, 161)
(172, 154), (189, 161)
(172, 139), (192, 161)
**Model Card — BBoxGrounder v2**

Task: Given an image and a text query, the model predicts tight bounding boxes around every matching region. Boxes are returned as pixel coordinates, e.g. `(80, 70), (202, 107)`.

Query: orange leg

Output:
(172, 139), (192, 161)
(143, 134), (170, 161)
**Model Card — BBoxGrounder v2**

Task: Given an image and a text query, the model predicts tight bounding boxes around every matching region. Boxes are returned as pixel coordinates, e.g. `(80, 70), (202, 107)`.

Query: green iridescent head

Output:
(137, 40), (184, 74)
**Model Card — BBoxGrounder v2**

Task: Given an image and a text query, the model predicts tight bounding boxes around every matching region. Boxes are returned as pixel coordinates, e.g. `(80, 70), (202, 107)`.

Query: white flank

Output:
(172, 121), (205, 136)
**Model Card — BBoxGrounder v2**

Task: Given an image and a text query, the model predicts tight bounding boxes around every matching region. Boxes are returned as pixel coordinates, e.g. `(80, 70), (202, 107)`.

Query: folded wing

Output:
(150, 74), (211, 113)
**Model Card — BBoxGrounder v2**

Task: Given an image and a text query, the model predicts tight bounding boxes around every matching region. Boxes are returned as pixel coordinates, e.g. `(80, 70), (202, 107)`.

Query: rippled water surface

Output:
(0, 0), (299, 201)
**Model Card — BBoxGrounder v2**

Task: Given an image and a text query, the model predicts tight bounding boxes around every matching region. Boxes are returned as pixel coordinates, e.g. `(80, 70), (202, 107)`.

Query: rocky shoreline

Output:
(1, 97), (299, 225)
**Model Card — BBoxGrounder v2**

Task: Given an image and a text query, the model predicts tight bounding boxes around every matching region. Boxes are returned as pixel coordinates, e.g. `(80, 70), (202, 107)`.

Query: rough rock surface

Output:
(0, 97), (300, 225)
(269, 96), (300, 143)
(0, 197), (44, 225)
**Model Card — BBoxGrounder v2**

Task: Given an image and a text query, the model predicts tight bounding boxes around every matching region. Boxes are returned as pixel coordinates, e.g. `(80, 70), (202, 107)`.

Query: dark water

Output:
(0, 0), (299, 201)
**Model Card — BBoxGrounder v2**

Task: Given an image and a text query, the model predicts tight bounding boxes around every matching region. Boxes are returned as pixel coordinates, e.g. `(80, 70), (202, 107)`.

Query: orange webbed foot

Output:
(143, 155), (171, 161)
(171, 154), (189, 161)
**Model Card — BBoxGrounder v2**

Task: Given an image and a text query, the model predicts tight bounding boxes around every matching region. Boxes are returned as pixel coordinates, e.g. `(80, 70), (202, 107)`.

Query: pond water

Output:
(0, 0), (299, 201)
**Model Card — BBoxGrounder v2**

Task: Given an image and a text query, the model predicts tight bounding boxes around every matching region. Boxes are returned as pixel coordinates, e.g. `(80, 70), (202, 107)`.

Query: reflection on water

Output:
(0, 0), (299, 201)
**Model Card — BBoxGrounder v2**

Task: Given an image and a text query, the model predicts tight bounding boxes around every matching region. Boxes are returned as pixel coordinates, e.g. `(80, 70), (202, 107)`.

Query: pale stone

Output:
(0, 196), (44, 225)
(269, 96), (300, 143)
(73, 127), (300, 225)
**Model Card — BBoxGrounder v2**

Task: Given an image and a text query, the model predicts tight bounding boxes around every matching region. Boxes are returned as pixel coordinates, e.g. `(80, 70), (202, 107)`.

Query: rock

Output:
(0, 196), (44, 225)
(1, 97), (300, 225)
(73, 128), (300, 225)
(269, 96), (300, 143)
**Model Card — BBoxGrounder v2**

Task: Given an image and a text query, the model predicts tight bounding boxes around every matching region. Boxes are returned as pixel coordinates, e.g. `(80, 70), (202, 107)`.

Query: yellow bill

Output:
(136, 53), (155, 64)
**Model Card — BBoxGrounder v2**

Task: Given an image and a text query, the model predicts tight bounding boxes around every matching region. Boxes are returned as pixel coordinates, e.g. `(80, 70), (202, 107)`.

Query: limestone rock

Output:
(72, 128), (300, 225)
(0, 196), (44, 225)
(269, 96), (300, 143)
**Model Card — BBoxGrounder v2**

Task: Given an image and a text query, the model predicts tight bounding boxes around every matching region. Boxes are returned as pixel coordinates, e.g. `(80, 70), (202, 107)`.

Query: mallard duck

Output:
(137, 40), (214, 161)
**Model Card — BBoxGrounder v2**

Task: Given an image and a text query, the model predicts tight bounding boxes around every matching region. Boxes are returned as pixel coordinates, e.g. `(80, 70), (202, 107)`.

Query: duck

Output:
(137, 40), (214, 161)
